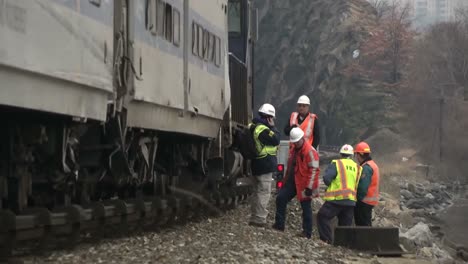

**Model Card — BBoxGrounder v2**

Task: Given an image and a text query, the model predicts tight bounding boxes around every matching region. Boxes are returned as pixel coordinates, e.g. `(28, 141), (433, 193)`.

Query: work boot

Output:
(248, 221), (267, 228)
(318, 238), (331, 245)
(296, 231), (311, 239)
(271, 224), (284, 231)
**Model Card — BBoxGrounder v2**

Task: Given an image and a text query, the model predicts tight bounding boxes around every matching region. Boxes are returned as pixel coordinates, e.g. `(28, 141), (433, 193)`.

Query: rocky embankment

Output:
(400, 182), (453, 212)
(375, 180), (468, 263)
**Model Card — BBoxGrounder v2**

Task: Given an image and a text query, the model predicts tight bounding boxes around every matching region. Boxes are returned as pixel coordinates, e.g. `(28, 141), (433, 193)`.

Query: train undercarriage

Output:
(0, 106), (251, 258)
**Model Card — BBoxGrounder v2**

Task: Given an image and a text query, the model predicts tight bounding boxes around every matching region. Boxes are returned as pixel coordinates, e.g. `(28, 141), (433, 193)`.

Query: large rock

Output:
(373, 217), (398, 228)
(401, 189), (414, 200)
(398, 211), (416, 228)
(457, 248), (468, 262)
(417, 244), (453, 262)
(424, 193), (435, 200)
(440, 190), (452, 201)
(399, 236), (417, 253)
(407, 183), (417, 193)
(418, 247), (434, 259)
(406, 198), (430, 210)
(400, 222), (433, 248)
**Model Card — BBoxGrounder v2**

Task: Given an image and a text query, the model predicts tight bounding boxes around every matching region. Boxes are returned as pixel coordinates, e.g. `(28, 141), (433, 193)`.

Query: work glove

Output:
(304, 188), (313, 197)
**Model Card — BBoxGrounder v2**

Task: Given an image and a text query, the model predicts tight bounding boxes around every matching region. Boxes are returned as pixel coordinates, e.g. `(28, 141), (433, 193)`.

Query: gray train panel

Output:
(126, 0), (230, 138)
(0, 0), (113, 120)
(187, 1), (229, 122)
(130, 0), (184, 109)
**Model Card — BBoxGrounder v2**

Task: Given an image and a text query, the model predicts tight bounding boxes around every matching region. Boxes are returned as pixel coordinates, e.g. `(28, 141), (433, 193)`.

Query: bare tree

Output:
(386, 1), (412, 83)
(343, 0), (414, 85)
(403, 15), (468, 182)
(369, 0), (391, 20)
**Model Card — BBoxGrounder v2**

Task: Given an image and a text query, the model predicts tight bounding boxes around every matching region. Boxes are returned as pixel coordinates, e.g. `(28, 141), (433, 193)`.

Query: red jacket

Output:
(283, 142), (320, 201)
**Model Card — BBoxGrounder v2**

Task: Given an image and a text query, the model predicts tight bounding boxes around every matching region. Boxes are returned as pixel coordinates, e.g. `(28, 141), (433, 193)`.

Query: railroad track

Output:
(0, 183), (253, 260)
(318, 145), (341, 152)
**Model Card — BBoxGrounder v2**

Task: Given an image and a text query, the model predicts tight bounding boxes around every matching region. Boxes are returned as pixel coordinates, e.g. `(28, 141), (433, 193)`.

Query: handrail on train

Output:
(228, 52), (246, 67)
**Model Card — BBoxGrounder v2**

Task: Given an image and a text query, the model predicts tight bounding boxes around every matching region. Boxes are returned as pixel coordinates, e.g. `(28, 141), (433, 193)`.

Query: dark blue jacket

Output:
(251, 117), (281, 175)
(323, 158), (356, 206)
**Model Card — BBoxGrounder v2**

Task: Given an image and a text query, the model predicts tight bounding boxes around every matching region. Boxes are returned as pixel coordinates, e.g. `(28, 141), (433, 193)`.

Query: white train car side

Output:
(0, 0), (114, 121)
(127, 0), (230, 138)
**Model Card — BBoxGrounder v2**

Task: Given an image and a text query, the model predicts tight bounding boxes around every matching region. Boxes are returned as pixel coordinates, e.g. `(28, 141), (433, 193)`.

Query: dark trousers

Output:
(317, 201), (354, 243)
(354, 201), (374, 226)
(274, 180), (313, 238)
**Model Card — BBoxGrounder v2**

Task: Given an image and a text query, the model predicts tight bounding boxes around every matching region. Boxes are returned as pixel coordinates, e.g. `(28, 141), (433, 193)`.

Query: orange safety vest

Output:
(289, 112), (317, 148)
(362, 160), (380, 206)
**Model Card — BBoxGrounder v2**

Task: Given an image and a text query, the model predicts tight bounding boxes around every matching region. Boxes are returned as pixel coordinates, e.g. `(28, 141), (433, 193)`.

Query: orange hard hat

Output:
(354, 142), (371, 154)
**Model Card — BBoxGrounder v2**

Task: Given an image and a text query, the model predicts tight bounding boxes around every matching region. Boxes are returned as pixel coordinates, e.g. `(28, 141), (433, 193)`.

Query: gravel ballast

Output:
(19, 194), (355, 264)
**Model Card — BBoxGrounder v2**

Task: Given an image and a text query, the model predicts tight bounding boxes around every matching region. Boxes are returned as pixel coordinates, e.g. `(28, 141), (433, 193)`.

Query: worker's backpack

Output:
(236, 124), (258, 160)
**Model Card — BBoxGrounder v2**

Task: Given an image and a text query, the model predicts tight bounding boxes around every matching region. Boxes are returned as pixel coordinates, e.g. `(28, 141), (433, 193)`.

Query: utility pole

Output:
(439, 96), (443, 167)
(436, 84), (444, 181)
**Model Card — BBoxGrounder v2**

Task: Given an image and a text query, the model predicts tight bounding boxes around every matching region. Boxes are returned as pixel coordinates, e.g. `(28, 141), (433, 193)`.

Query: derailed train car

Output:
(0, 0), (256, 235)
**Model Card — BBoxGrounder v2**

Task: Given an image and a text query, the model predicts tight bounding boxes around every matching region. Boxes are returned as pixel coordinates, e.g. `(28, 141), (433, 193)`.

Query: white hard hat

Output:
(258, 103), (276, 118)
(340, 144), (354, 155)
(290, 127), (304, 143)
(297, 95), (310, 105)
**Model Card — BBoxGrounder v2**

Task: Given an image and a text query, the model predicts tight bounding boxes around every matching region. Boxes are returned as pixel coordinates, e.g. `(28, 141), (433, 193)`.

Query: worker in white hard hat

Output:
(248, 103), (280, 227)
(284, 95), (320, 149)
(272, 127), (320, 238)
(317, 144), (362, 243)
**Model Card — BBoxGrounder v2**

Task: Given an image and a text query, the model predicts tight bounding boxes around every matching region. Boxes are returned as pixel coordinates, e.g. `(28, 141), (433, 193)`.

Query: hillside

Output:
(254, 0), (397, 144)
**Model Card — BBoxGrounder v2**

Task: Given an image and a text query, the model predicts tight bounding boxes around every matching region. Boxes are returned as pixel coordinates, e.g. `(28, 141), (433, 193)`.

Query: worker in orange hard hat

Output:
(354, 142), (380, 226)
(283, 95), (320, 149)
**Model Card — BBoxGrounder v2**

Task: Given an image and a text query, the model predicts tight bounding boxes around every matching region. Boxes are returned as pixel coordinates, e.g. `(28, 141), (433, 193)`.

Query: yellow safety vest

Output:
(323, 158), (362, 202)
(250, 123), (278, 159)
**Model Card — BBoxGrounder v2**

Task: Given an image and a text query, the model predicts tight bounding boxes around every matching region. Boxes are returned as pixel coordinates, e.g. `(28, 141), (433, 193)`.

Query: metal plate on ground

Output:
(333, 226), (404, 256)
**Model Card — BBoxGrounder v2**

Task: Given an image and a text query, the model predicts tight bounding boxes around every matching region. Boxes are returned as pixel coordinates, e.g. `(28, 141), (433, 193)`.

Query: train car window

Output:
(173, 9), (180, 46)
(228, 1), (242, 36)
(215, 36), (221, 67)
(165, 4), (173, 42)
(203, 30), (210, 61)
(156, 0), (165, 36)
(198, 25), (203, 58)
(146, 0), (157, 35)
(192, 22), (198, 56)
(208, 34), (215, 62)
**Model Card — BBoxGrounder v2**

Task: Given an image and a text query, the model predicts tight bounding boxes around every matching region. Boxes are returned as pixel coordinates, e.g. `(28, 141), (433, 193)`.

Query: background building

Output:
(372, 0), (468, 28)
